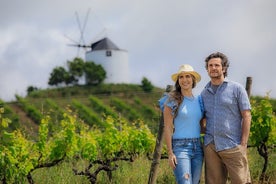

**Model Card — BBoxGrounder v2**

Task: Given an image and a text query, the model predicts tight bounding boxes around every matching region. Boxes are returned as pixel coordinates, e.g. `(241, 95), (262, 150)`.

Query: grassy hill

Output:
(2, 83), (276, 138)
(1, 83), (276, 183)
(2, 84), (165, 137)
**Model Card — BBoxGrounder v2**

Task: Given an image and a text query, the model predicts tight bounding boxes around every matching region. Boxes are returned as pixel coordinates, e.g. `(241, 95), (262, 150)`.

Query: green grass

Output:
(31, 161), (89, 184)
(28, 156), (175, 184)
(23, 148), (276, 184)
(248, 147), (276, 183)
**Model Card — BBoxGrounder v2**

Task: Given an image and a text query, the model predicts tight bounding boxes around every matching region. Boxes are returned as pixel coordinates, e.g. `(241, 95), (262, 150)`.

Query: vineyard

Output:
(0, 84), (165, 183)
(0, 84), (276, 183)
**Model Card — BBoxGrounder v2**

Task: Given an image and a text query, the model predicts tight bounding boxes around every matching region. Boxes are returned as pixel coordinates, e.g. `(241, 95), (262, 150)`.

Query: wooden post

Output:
(246, 77), (252, 97)
(147, 113), (165, 184)
(148, 85), (173, 184)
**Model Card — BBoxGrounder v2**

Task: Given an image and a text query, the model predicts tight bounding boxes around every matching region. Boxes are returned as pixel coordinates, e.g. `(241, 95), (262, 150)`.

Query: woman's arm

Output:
(163, 105), (177, 169)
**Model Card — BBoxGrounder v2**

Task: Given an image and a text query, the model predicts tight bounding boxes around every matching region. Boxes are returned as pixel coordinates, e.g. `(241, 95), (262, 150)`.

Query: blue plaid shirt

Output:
(201, 79), (251, 151)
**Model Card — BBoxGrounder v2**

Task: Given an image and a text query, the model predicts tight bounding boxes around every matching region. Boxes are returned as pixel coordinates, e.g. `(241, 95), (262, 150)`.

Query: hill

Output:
(2, 84), (165, 137)
(2, 83), (275, 138)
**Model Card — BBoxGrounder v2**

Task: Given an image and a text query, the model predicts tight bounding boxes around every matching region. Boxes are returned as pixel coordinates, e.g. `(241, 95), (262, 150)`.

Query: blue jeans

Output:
(172, 138), (203, 184)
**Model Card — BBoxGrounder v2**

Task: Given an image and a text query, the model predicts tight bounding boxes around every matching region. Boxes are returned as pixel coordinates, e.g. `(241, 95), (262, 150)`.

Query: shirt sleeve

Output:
(198, 95), (204, 113)
(165, 97), (178, 116)
(158, 94), (168, 112)
(237, 84), (251, 111)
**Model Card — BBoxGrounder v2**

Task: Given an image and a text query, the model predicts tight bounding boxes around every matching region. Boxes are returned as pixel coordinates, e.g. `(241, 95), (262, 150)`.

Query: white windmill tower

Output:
(85, 37), (129, 84)
(67, 9), (129, 84)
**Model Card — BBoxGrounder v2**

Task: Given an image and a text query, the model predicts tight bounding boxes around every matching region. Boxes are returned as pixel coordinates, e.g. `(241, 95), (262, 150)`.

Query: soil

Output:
(9, 103), (39, 138)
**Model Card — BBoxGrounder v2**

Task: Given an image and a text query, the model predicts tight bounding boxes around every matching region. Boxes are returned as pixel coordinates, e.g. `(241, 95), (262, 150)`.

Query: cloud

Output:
(0, 0), (275, 101)
(0, 23), (76, 100)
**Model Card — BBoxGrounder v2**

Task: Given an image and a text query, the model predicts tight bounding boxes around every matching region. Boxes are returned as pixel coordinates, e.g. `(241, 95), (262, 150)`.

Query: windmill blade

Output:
(90, 28), (107, 44)
(75, 11), (82, 44)
(75, 8), (91, 47)
(81, 8), (91, 43)
(64, 34), (79, 44)
(87, 9), (108, 45)
(64, 34), (81, 56)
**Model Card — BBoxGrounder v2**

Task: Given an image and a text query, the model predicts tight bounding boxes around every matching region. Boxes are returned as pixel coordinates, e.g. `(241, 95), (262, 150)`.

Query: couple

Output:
(163, 52), (251, 184)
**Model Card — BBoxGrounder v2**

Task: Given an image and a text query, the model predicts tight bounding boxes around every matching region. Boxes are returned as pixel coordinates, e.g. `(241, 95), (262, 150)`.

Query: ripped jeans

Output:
(172, 138), (203, 184)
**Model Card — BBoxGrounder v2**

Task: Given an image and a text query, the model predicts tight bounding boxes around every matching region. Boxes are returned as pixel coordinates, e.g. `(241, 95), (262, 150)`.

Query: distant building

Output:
(85, 37), (129, 84)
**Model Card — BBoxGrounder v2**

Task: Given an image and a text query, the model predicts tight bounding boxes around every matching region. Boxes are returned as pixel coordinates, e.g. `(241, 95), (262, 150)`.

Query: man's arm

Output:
(241, 109), (251, 147)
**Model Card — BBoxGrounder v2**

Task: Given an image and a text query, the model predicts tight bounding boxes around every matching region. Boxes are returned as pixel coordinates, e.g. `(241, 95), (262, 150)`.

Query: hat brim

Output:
(171, 71), (201, 83)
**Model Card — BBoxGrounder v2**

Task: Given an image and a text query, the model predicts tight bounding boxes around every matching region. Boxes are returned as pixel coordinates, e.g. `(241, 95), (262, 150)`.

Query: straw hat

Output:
(171, 64), (201, 82)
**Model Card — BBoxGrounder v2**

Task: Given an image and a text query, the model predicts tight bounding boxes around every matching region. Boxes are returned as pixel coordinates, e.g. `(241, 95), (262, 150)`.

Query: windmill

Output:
(66, 9), (130, 84)
(65, 8), (107, 57)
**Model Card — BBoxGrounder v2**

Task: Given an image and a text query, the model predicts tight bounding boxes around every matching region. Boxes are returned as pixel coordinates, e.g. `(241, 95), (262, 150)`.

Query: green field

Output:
(18, 148), (276, 183)
(1, 84), (275, 183)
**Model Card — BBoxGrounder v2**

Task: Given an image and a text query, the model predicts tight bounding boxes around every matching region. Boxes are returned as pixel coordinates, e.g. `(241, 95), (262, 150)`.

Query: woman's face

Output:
(178, 72), (193, 90)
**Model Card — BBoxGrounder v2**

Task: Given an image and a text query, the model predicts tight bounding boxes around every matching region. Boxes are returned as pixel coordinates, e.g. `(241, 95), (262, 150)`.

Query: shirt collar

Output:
(205, 78), (229, 88)
(205, 78), (229, 94)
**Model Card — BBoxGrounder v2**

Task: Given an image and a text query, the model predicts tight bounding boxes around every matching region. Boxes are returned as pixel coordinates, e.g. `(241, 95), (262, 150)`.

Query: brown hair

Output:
(205, 52), (230, 77)
(169, 75), (196, 117)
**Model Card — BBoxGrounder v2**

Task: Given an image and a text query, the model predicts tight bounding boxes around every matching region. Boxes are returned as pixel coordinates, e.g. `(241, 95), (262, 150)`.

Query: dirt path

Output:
(9, 103), (39, 137)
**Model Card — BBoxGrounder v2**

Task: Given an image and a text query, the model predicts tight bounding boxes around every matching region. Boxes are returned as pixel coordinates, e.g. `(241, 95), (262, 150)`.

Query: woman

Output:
(163, 64), (204, 184)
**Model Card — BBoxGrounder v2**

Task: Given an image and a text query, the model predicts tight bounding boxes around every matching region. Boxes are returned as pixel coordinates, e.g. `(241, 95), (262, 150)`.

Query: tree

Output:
(67, 57), (85, 84)
(141, 77), (154, 92)
(27, 86), (38, 95)
(250, 95), (276, 182)
(84, 62), (106, 85)
(48, 66), (69, 86)
(48, 58), (106, 86)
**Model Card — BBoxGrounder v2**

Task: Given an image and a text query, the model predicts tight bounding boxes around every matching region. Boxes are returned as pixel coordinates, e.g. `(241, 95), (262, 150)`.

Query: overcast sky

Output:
(1, 0), (276, 101)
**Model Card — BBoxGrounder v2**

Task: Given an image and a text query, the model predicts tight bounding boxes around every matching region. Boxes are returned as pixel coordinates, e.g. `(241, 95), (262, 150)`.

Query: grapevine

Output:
(0, 106), (155, 184)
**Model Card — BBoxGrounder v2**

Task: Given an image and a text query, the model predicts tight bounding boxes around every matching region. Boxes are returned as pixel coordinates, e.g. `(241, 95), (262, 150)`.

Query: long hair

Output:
(169, 75), (196, 117)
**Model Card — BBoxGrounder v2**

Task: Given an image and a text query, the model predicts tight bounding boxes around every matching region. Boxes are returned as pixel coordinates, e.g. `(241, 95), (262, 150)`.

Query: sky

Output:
(1, 0), (276, 101)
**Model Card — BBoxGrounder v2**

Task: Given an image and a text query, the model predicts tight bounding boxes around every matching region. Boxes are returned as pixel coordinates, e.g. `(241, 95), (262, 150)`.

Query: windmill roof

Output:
(91, 37), (120, 51)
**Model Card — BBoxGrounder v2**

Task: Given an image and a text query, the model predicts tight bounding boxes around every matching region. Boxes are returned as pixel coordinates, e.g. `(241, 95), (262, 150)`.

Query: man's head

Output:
(205, 52), (229, 78)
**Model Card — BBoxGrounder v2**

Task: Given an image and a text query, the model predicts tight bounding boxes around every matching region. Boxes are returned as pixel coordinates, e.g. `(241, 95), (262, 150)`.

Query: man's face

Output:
(207, 58), (225, 79)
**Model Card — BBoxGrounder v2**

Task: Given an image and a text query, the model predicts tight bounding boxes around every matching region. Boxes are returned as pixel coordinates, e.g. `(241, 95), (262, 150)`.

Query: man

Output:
(201, 52), (251, 184)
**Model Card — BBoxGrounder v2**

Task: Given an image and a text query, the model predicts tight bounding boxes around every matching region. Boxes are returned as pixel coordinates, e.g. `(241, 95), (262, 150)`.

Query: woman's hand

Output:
(168, 153), (177, 169)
